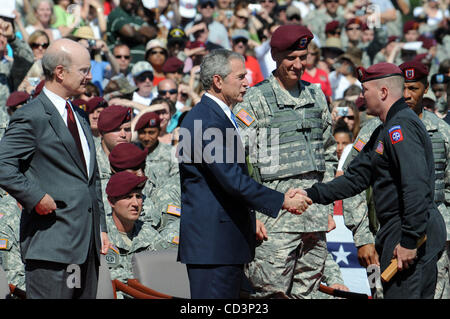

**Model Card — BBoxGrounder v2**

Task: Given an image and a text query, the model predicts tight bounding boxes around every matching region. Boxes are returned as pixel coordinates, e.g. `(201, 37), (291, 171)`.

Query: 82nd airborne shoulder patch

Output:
(388, 125), (404, 144)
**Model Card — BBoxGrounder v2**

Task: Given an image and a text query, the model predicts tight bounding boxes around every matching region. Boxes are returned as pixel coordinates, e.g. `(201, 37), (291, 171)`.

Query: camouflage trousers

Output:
(246, 231), (327, 299)
(434, 241), (450, 299)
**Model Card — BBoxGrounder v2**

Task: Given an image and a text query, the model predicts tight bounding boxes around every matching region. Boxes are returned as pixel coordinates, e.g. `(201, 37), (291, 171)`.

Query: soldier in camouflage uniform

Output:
(0, 190), (24, 291)
(104, 171), (169, 298)
(341, 61), (450, 299)
(108, 142), (180, 247)
(134, 111), (179, 187)
(234, 25), (338, 298)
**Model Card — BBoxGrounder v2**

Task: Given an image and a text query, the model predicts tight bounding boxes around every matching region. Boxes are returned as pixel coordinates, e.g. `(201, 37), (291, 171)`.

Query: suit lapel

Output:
(74, 107), (95, 180)
(39, 94), (87, 179)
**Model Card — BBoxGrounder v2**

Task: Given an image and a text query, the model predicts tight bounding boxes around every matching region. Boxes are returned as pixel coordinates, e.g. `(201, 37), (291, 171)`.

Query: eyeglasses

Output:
(329, 30), (341, 35)
(233, 38), (248, 45)
(201, 2), (215, 9)
(150, 50), (166, 55)
(288, 14), (301, 21)
(260, 0), (275, 3)
(343, 115), (354, 120)
(236, 15), (248, 21)
(325, 0), (339, 3)
(136, 73), (154, 82)
(346, 26), (361, 31)
(31, 42), (49, 49)
(158, 89), (178, 95)
(114, 55), (130, 60)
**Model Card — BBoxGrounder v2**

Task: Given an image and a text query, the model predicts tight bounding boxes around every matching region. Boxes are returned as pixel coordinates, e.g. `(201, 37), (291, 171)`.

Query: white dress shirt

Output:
(43, 87), (91, 176)
(205, 93), (240, 132)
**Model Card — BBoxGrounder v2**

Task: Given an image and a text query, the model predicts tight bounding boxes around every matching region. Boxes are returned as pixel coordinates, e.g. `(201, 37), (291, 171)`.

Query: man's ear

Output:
(212, 74), (223, 90)
(54, 65), (65, 82)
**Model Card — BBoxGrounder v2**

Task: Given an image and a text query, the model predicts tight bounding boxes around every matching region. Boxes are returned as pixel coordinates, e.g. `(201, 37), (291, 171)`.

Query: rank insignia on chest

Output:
(375, 141), (384, 155)
(0, 238), (8, 250)
(236, 109), (255, 127)
(388, 125), (404, 144)
(353, 138), (366, 152)
(167, 204), (181, 216)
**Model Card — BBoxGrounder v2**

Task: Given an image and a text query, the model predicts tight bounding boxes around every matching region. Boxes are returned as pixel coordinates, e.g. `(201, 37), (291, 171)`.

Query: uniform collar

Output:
(385, 97), (408, 123)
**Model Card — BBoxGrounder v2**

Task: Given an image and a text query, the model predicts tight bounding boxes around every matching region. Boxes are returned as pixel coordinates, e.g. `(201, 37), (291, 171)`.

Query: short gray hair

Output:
(200, 49), (245, 91)
(42, 48), (72, 81)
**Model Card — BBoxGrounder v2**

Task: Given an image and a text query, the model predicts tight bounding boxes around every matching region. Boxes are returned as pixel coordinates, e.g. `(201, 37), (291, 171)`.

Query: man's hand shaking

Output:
(282, 188), (312, 215)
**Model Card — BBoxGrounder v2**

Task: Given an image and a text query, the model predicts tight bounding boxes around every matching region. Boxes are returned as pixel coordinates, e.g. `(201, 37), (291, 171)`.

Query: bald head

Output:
(42, 39), (90, 81)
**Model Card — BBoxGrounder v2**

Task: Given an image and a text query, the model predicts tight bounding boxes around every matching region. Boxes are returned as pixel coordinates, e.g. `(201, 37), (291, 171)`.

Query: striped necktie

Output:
(66, 101), (87, 173)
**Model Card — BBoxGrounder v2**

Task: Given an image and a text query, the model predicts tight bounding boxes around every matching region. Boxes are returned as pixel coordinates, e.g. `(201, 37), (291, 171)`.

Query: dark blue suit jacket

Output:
(177, 94), (284, 265)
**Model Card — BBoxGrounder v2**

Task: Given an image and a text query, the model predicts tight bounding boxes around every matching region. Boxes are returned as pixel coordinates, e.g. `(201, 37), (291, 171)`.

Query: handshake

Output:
(281, 188), (312, 215)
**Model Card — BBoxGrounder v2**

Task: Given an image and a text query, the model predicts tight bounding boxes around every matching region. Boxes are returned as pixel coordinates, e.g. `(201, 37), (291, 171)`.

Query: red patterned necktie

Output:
(66, 102), (87, 173)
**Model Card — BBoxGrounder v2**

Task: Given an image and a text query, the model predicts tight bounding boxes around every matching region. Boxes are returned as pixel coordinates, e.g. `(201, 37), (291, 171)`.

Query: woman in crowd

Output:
(145, 39), (168, 86)
(23, 0), (61, 42)
(301, 41), (332, 100)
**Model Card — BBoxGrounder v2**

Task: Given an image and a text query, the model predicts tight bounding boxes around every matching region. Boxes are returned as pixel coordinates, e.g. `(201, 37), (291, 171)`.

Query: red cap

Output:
(6, 91), (30, 107)
(399, 60), (429, 82)
(135, 112), (161, 131)
(86, 96), (108, 114)
(345, 17), (363, 28)
(186, 41), (206, 49)
(97, 105), (132, 133)
(355, 96), (366, 110)
(106, 171), (147, 198)
(109, 143), (148, 169)
(357, 62), (403, 83)
(270, 25), (314, 52)
(162, 56), (185, 73)
(325, 21), (340, 33)
(403, 20), (419, 34)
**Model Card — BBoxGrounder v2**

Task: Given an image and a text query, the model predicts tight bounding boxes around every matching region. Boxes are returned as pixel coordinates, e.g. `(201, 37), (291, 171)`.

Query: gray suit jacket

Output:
(0, 92), (107, 264)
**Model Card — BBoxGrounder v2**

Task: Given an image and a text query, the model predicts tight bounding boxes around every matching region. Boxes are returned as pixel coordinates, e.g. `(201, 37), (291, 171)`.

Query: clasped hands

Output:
(282, 188), (312, 215)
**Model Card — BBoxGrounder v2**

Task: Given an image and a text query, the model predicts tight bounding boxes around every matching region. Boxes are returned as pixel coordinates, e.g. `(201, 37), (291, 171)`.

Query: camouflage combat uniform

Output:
(105, 217), (169, 299)
(234, 76), (338, 298)
(312, 252), (346, 299)
(144, 141), (179, 187)
(342, 111), (450, 299)
(0, 191), (25, 291)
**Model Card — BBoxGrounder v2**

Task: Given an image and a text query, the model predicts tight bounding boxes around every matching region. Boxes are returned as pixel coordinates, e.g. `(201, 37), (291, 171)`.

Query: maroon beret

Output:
(71, 98), (88, 112)
(86, 96), (108, 114)
(325, 21), (340, 33)
(387, 36), (399, 45)
(345, 17), (363, 28)
(186, 41), (206, 49)
(6, 91), (30, 107)
(399, 61), (429, 82)
(357, 62), (403, 83)
(32, 80), (45, 99)
(162, 57), (185, 73)
(109, 143), (148, 169)
(135, 112), (161, 131)
(97, 105), (132, 133)
(270, 25), (314, 52)
(403, 20), (420, 34)
(106, 171), (147, 198)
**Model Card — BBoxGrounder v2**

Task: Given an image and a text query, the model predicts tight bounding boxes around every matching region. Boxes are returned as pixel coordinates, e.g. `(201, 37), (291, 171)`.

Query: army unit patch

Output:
(353, 138), (366, 152)
(388, 125), (404, 144)
(167, 205), (181, 216)
(236, 109), (254, 127)
(375, 141), (384, 155)
(0, 238), (8, 249)
(405, 69), (415, 80)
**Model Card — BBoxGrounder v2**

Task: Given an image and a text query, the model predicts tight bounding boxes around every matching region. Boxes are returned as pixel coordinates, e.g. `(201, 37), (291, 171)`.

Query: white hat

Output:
(179, 0), (198, 19)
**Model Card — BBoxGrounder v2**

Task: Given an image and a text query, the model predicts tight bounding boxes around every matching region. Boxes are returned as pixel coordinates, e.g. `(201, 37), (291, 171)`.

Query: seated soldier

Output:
(105, 171), (169, 298)
(133, 111), (179, 186)
(108, 142), (181, 247)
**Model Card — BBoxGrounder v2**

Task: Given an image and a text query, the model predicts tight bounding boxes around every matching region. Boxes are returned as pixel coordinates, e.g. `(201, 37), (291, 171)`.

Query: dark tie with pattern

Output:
(66, 101), (87, 173)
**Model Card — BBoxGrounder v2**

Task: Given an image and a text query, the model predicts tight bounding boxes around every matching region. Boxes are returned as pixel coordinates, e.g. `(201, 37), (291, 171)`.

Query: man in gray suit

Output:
(0, 39), (110, 298)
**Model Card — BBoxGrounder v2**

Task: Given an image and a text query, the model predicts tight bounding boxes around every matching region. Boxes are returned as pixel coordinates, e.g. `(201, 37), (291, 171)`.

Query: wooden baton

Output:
(380, 235), (427, 283)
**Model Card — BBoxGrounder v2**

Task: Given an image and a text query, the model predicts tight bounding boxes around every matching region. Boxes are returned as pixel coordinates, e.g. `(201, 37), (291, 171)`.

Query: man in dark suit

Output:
(0, 39), (110, 298)
(177, 49), (311, 299)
